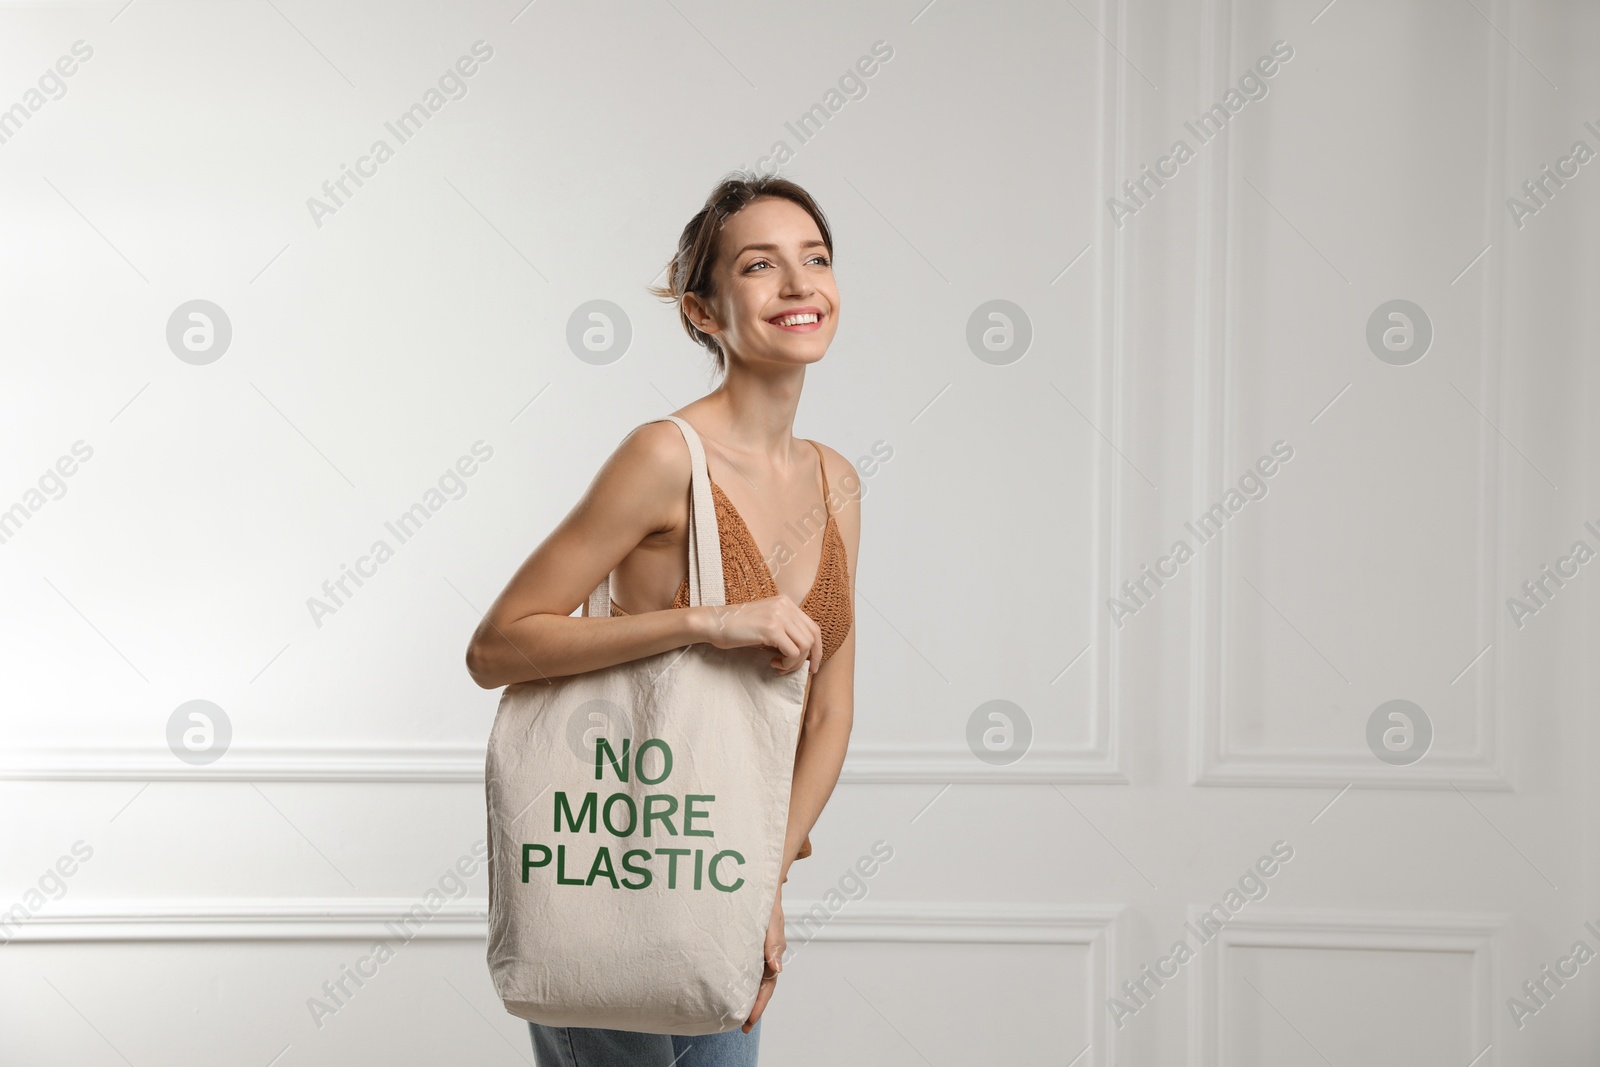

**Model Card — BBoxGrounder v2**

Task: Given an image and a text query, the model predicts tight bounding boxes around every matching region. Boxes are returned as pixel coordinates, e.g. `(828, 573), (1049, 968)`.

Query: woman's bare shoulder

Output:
(615, 419), (693, 474)
(579, 419), (693, 533)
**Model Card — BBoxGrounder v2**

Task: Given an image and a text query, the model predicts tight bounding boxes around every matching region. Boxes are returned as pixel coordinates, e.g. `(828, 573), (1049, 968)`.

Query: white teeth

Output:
(772, 313), (818, 327)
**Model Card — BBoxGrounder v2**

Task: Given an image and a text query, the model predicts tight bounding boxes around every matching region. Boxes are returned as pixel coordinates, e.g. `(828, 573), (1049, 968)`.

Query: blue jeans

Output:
(528, 1019), (761, 1067)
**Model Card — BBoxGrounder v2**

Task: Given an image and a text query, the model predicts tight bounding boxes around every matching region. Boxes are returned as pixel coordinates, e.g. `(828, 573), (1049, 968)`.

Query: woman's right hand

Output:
(696, 595), (823, 675)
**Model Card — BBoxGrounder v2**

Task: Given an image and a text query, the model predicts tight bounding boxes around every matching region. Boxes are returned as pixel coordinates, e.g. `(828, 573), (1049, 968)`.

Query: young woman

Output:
(465, 174), (860, 1067)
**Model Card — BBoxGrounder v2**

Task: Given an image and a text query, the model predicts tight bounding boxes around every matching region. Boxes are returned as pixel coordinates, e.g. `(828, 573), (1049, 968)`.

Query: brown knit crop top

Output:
(609, 438), (854, 665)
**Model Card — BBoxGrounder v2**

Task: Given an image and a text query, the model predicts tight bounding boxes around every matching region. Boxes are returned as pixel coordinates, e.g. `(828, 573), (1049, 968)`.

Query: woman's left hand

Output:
(741, 888), (785, 1033)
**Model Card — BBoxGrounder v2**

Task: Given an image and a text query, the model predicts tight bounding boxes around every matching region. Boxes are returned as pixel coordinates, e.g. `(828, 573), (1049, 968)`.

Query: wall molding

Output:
(5, 899), (1120, 1062)
(0, 743), (1127, 784)
(0, 898), (489, 943)
(1187, 0), (1513, 790)
(1077, 0), (1132, 797)
(789, 901), (1122, 1065)
(1190, 751), (1512, 791)
(1187, 907), (1504, 1066)
(783, 901), (1120, 945)
(2, 898), (1121, 943)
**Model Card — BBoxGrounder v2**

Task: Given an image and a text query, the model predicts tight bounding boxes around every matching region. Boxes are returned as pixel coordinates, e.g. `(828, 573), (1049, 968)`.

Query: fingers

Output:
(741, 972), (777, 1032)
(767, 628), (802, 672)
(768, 620), (807, 673)
(743, 894), (786, 1032)
(765, 931), (785, 975)
(770, 605), (824, 675)
(768, 895), (786, 971)
(749, 596), (823, 674)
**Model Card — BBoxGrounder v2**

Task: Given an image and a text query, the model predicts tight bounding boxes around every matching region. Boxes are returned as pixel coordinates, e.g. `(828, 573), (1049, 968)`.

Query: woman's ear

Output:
(683, 292), (721, 337)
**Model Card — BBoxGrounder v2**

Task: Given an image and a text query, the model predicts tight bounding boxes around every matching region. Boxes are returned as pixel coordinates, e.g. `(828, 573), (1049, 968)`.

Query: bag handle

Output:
(585, 415), (725, 617)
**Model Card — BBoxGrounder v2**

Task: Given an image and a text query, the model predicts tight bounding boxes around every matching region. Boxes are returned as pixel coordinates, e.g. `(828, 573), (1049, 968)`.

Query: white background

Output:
(1, 0), (1596, 1063)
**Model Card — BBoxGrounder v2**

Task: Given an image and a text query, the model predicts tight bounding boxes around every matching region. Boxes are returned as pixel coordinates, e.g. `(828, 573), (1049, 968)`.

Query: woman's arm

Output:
(778, 444), (861, 883)
(464, 421), (710, 689)
(464, 421), (825, 689)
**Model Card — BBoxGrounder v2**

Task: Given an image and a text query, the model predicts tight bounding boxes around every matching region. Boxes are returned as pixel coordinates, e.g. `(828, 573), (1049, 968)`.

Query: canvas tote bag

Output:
(484, 414), (810, 1035)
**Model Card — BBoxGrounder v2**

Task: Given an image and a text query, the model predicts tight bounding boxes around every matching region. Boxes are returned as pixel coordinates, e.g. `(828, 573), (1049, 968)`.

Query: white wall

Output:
(1, 0), (1594, 1063)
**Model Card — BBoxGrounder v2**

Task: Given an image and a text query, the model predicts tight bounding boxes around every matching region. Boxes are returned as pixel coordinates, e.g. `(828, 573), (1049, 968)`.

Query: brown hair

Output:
(648, 171), (834, 377)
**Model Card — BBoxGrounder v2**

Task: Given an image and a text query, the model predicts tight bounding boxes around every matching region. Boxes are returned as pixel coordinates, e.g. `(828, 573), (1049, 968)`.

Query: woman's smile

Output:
(765, 306), (825, 333)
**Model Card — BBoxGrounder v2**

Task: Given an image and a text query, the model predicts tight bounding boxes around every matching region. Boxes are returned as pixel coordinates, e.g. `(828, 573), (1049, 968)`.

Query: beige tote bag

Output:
(485, 415), (809, 1035)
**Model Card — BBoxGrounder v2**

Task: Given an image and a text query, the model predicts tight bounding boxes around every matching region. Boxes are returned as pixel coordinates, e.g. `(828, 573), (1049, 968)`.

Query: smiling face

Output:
(684, 196), (840, 371)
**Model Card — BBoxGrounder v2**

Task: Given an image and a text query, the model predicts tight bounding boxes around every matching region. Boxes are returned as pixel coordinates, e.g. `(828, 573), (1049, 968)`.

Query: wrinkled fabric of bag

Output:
(486, 647), (805, 1034)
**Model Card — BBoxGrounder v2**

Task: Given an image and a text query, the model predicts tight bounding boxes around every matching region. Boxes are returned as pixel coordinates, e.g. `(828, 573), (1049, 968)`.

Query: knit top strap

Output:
(805, 439), (830, 517)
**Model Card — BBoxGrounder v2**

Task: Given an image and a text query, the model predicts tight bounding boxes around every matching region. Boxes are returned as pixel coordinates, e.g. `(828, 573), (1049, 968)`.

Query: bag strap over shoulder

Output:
(585, 415), (725, 617)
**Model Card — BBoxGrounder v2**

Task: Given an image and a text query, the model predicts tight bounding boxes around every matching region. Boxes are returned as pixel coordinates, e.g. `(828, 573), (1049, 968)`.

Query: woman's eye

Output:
(745, 256), (830, 272)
